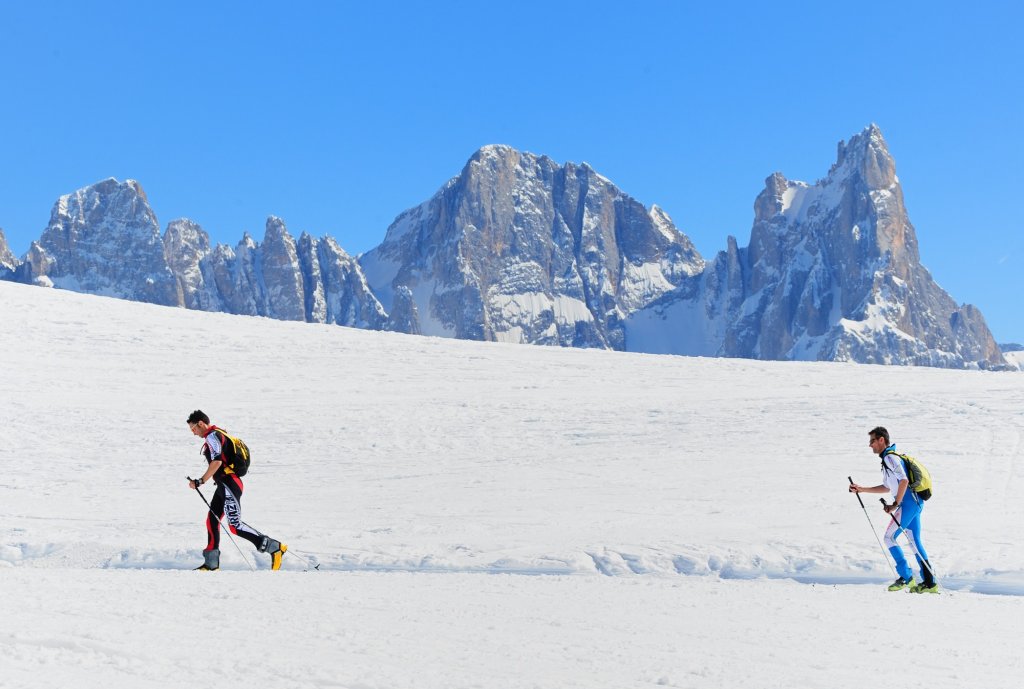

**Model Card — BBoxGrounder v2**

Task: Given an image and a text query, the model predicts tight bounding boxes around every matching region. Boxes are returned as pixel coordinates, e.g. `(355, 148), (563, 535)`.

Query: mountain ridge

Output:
(0, 126), (1009, 369)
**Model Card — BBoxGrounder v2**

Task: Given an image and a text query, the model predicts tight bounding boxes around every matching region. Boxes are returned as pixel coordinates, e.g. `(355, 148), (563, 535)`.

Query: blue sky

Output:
(1, 2), (1021, 341)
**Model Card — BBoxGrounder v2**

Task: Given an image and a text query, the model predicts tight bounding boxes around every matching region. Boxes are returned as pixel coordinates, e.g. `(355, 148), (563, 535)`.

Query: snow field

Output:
(2, 570), (1021, 689)
(1, 280), (1023, 687)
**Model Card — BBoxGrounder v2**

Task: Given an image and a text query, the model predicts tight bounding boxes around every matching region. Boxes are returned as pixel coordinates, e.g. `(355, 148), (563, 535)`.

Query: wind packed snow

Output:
(779, 179), (844, 224)
(489, 291), (594, 342)
(1004, 349), (1024, 370)
(1, 280), (1023, 688)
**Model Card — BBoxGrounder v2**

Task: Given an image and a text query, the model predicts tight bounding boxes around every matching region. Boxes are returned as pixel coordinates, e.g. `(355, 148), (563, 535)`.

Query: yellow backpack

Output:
(206, 427), (251, 477)
(883, 452), (932, 500)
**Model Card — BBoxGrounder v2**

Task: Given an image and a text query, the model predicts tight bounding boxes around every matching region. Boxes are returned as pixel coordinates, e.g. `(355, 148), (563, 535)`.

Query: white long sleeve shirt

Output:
(203, 431), (223, 462)
(880, 447), (908, 498)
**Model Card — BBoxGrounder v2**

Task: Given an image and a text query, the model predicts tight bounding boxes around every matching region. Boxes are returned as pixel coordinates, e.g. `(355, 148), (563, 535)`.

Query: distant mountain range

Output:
(0, 125), (1010, 369)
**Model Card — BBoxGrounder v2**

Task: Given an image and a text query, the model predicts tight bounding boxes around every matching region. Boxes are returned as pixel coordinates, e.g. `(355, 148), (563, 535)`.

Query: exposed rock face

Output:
(23, 179), (180, 305)
(258, 216), (305, 321)
(0, 127), (1008, 370)
(163, 216), (387, 328)
(297, 233), (388, 329)
(387, 285), (421, 335)
(625, 125), (1007, 369)
(360, 145), (704, 349)
(0, 228), (17, 274)
(0, 176), (388, 331)
(163, 218), (219, 311)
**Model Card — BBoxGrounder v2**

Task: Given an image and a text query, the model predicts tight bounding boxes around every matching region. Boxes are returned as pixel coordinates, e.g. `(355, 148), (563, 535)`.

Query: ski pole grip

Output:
(848, 476), (866, 508)
(880, 498), (903, 526)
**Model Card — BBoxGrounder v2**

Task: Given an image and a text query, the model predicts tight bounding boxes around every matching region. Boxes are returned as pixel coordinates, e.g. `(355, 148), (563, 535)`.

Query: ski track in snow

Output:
(2, 280), (1024, 687)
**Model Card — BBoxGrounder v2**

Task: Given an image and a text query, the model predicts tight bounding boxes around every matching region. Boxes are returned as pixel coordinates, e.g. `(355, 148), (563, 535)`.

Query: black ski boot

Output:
(911, 560), (939, 594)
(195, 549), (220, 571)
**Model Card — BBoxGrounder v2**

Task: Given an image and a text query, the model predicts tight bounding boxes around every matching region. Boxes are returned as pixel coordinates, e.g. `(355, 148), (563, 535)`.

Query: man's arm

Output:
(188, 432), (224, 489)
(194, 460), (223, 487)
(849, 482), (887, 494)
(883, 478), (910, 513)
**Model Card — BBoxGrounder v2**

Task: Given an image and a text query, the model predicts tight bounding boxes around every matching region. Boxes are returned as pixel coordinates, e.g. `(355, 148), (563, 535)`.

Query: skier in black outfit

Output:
(186, 410), (287, 571)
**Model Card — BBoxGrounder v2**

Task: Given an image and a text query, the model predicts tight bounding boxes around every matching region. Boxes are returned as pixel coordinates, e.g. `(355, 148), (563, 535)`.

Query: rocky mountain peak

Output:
(164, 218), (210, 255)
(0, 128), (1007, 371)
(753, 172), (792, 223)
(28, 178), (179, 305)
(264, 215), (290, 241)
(625, 124), (1005, 369)
(830, 123), (896, 189)
(473, 143), (519, 160)
(0, 227), (17, 272)
(162, 218), (212, 309)
(361, 144), (705, 348)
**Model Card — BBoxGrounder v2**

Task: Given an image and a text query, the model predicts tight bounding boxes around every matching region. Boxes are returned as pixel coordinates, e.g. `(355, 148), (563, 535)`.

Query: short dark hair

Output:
(187, 409), (210, 425)
(869, 426), (889, 443)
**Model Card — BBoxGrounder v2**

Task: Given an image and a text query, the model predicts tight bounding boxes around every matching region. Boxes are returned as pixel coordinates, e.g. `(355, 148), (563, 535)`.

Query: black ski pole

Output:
(187, 477), (317, 572)
(849, 476), (898, 578)
(222, 513), (321, 571)
(188, 476), (256, 571)
(879, 498), (937, 583)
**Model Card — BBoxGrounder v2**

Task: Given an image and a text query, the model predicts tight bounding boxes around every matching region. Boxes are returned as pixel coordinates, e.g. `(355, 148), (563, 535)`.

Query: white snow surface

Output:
(1, 280), (1023, 688)
(1003, 349), (1024, 370)
(489, 291), (594, 343)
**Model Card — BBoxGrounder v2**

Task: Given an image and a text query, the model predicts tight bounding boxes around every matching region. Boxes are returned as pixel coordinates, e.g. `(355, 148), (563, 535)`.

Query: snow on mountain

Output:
(0, 127), (1009, 370)
(162, 218), (219, 311)
(2, 279), (1023, 688)
(360, 144), (704, 349)
(625, 125), (1008, 369)
(163, 214), (387, 327)
(18, 178), (180, 305)
(0, 226), (17, 274)
(1000, 343), (1024, 369)
(298, 232), (389, 329)
(1002, 349), (1024, 370)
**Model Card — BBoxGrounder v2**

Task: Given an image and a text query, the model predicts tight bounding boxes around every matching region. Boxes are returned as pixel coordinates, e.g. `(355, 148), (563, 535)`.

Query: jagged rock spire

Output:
(0, 227), (17, 273)
(625, 124), (1006, 369)
(0, 128), (1007, 370)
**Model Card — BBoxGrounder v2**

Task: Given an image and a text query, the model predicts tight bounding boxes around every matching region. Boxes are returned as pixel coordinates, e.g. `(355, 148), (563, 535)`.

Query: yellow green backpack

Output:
(883, 452), (932, 501)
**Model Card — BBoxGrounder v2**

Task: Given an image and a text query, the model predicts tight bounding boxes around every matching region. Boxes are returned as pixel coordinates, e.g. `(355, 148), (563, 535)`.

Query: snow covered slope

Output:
(1, 281), (1022, 688)
(1003, 349), (1024, 370)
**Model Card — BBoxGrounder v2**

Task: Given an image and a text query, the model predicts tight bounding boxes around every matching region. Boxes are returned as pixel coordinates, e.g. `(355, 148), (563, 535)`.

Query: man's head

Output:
(187, 409), (210, 436)
(868, 426), (890, 455)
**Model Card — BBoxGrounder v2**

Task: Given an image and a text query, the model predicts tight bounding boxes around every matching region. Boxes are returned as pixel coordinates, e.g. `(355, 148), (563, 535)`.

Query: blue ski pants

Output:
(884, 495), (929, 581)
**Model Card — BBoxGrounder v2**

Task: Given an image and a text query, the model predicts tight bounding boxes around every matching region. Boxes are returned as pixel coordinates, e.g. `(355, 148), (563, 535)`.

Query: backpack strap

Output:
(201, 427), (230, 463)
(211, 428), (238, 475)
(879, 447), (898, 474)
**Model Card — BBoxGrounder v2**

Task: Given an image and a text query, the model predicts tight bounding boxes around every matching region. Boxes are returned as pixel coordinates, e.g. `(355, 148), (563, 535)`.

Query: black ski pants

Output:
(204, 474), (264, 552)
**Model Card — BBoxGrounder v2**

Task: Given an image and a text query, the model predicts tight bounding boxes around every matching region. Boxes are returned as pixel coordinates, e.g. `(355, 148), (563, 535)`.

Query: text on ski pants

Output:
(205, 477), (263, 551)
